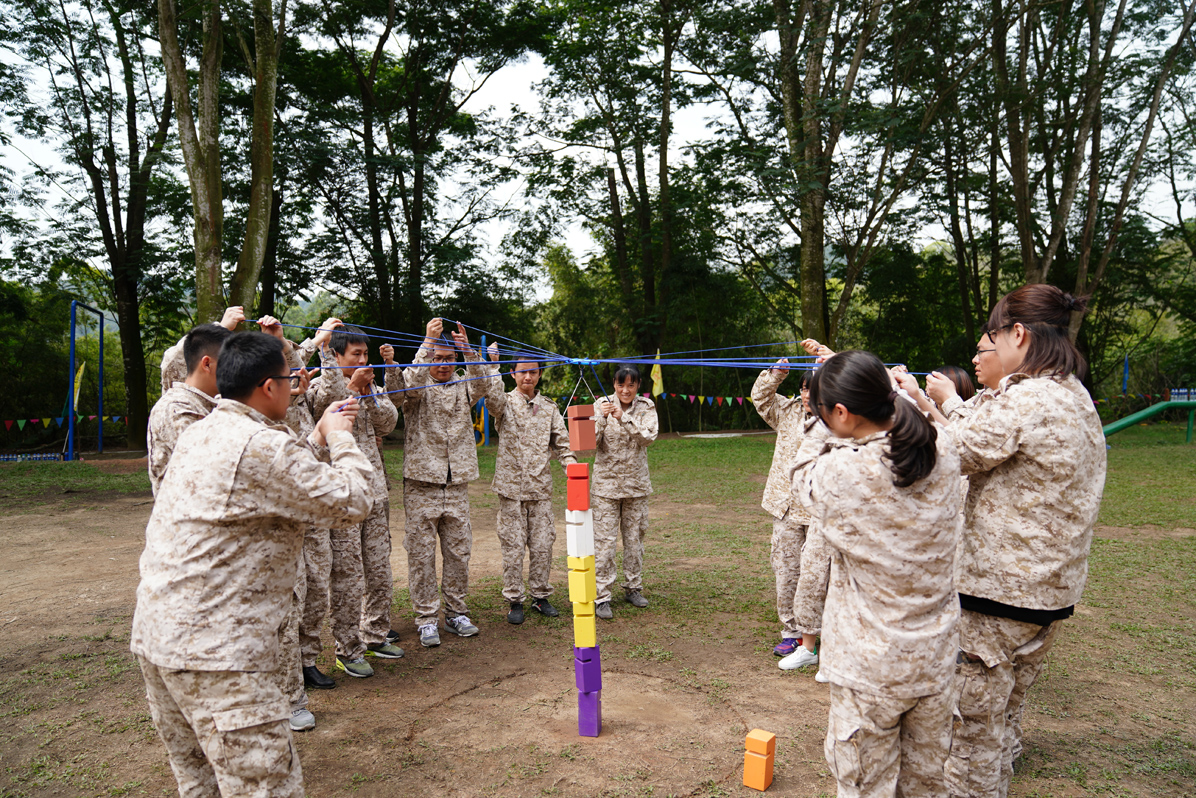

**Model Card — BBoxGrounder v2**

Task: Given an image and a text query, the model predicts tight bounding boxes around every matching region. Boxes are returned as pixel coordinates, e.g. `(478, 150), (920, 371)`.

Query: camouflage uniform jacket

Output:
(751, 368), (812, 523)
(592, 395), (658, 499)
(283, 338), (320, 439)
(159, 336), (187, 393)
(146, 383), (218, 496)
(949, 373), (1106, 611)
(485, 383), (576, 500)
(791, 422), (963, 698)
(307, 345), (397, 499)
(391, 348), (492, 485)
(939, 388), (991, 423)
(130, 399), (374, 671)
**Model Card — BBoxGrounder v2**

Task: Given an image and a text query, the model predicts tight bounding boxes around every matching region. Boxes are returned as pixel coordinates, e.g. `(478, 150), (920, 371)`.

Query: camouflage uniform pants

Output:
(592, 495), (649, 604)
(403, 479), (472, 628)
(278, 555), (307, 712)
(496, 496), (556, 603)
(137, 657), (303, 798)
(945, 609), (1061, 798)
(769, 513), (807, 638)
(298, 526), (331, 668)
(329, 502), (393, 660)
(793, 525), (832, 636)
(826, 683), (953, 798)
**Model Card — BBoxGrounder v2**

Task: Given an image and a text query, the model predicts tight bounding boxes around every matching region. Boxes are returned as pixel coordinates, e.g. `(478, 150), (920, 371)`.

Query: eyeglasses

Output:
(260, 374), (304, 387)
(975, 347), (996, 355)
(430, 355), (456, 364)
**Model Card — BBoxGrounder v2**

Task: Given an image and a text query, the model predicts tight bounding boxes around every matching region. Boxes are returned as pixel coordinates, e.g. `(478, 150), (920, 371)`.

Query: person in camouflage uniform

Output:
(147, 324), (232, 495)
(932, 287), (1106, 798)
(790, 350), (963, 798)
(307, 325), (401, 677)
(751, 358), (816, 658)
(483, 350), (575, 623)
(592, 365), (659, 620)
(131, 332), (374, 798)
(391, 318), (495, 647)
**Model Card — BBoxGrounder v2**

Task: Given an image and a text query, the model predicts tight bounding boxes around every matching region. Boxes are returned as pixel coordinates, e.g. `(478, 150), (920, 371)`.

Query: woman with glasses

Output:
(934, 285), (1106, 797)
(790, 350), (963, 797)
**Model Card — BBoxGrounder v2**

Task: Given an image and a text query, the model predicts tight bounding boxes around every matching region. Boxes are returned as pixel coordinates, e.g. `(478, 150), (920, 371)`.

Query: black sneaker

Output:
(531, 597), (560, 617)
(385, 629), (400, 644)
(302, 665), (336, 690)
(507, 601), (525, 625)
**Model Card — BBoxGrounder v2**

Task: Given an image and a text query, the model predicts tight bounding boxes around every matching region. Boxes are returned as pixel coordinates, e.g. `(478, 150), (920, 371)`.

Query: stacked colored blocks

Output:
(565, 421), (601, 736)
(743, 729), (776, 791)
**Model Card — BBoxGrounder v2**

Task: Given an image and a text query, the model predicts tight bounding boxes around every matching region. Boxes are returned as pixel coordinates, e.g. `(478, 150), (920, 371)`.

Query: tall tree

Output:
(2, 0), (175, 449)
(158, 0), (286, 322)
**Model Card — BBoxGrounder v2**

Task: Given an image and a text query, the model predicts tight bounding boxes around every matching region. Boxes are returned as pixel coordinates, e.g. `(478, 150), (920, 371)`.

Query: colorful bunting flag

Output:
(55, 417), (63, 427)
(716, 397), (724, 406)
(17, 420), (25, 430)
(705, 396), (714, 406)
(42, 418), (51, 427)
(4, 420), (11, 431)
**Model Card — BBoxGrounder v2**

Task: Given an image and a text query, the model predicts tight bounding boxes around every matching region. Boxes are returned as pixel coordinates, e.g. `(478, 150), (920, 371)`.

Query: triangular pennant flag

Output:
(688, 395), (695, 402)
(88, 415), (96, 421)
(716, 397), (724, 406)
(725, 396), (732, 404)
(55, 417), (63, 427)
(102, 416), (109, 421)
(4, 420), (12, 431)
(113, 416), (121, 423)
(698, 395), (705, 404)
(42, 418), (51, 427)
(669, 393), (676, 398)
(30, 418), (40, 425)
(17, 420), (26, 430)
(737, 397), (744, 405)
(746, 396), (753, 403)
(706, 396), (714, 406)
(123, 417), (129, 424)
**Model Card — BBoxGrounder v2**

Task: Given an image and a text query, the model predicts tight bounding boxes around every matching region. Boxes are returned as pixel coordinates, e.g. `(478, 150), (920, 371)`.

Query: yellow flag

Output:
(73, 363), (86, 408)
(651, 350), (664, 397)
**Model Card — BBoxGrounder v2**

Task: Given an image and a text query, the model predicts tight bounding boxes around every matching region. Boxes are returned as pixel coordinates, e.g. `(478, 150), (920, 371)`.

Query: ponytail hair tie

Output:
(887, 390), (898, 402)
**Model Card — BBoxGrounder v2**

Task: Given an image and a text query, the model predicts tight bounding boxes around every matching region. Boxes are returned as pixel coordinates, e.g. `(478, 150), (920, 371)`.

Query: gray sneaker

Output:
(364, 642), (405, 659)
(625, 590), (649, 608)
(595, 601), (613, 620)
(335, 656), (374, 678)
(445, 615), (479, 637)
(290, 708), (316, 732)
(419, 623), (441, 647)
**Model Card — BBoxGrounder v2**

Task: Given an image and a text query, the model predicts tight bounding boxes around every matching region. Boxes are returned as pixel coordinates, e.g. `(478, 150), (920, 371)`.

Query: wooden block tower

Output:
(743, 728), (776, 791)
(566, 405), (600, 737)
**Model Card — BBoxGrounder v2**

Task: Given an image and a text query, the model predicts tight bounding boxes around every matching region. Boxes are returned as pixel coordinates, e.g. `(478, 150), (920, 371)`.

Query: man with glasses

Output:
(389, 318), (496, 648)
(308, 325), (402, 678)
(132, 331), (373, 798)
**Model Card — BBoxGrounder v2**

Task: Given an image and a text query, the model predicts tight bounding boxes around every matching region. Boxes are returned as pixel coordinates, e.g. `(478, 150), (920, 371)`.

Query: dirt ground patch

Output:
(1, 439), (1194, 797)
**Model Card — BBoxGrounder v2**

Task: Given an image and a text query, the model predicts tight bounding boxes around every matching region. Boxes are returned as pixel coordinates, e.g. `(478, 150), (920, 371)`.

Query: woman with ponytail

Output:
(942, 285), (1106, 797)
(789, 350), (963, 797)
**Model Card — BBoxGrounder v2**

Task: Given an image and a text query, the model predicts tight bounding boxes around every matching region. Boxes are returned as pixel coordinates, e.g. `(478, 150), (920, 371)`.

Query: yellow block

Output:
(569, 569), (597, 603)
(567, 555), (595, 572)
(573, 613), (597, 648)
(572, 601), (594, 617)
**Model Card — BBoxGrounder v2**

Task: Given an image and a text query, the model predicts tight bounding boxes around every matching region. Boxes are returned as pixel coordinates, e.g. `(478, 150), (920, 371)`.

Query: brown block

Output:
(568, 417), (596, 451)
(745, 728), (776, 756)
(566, 404), (594, 419)
(743, 750), (773, 791)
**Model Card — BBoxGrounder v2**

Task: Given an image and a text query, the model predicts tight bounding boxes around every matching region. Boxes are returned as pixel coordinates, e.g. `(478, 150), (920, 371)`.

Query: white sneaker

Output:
(779, 647), (819, 671)
(419, 623), (440, 647)
(445, 615), (479, 637)
(815, 669), (830, 684)
(290, 708), (315, 731)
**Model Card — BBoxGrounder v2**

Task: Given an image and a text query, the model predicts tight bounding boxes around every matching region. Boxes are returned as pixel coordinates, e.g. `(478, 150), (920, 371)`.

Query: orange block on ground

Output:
(743, 750), (773, 791)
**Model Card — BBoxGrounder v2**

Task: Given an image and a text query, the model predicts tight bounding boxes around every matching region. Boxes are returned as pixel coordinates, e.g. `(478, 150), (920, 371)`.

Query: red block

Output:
(567, 469), (590, 511)
(567, 404), (596, 451)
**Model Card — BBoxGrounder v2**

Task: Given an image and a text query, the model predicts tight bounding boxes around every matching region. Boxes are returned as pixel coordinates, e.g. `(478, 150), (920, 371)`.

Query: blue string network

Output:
(254, 316), (929, 405)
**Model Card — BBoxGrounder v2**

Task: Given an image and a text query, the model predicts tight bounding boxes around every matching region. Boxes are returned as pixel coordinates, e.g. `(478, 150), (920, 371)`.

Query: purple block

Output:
(574, 644), (600, 663)
(574, 656), (603, 692)
(578, 689), (602, 737)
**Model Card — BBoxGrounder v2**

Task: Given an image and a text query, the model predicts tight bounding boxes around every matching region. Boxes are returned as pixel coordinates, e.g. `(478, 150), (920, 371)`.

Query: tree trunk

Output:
(229, 0), (284, 310)
(798, 0), (831, 344)
(159, 0), (225, 323)
(943, 121), (976, 343)
(655, 0), (676, 354)
(257, 170), (284, 319)
(607, 168), (634, 308)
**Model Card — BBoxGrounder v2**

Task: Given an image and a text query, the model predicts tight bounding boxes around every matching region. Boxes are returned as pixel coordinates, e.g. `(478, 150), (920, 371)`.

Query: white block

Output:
(565, 509), (595, 557)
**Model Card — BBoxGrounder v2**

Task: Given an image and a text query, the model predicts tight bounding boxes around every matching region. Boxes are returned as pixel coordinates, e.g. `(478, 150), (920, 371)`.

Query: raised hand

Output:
(291, 368), (311, 397)
(313, 317), (343, 348)
(314, 398), (358, 445)
(925, 371), (958, 406)
(348, 367), (375, 395)
(380, 344), (396, 365)
(258, 315), (284, 341)
(220, 306), (246, 331)
(488, 342), (500, 362)
(771, 357), (790, 375)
